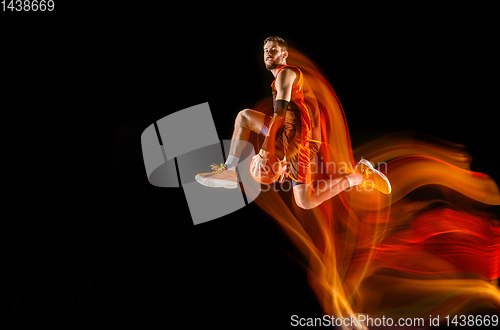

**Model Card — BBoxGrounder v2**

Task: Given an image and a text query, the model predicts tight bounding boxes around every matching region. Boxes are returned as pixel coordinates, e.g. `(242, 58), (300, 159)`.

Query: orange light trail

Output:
(249, 46), (500, 324)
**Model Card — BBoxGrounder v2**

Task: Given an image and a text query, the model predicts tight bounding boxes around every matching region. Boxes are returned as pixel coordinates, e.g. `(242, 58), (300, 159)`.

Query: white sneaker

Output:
(195, 163), (238, 189)
(355, 159), (391, 194)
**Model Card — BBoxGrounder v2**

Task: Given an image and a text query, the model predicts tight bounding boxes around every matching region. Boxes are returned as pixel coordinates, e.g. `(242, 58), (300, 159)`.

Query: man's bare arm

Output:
(260, 68), (297, 156)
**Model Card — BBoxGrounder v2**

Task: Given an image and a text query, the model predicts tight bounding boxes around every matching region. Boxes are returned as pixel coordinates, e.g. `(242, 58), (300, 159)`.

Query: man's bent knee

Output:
(293, 185), (317, 210)
(235, 109), (253, 128)
(235, 109), (266, 134)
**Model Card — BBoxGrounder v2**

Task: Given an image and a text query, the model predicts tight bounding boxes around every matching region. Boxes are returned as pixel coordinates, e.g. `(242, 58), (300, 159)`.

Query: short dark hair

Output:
(263, 36), (288, 51)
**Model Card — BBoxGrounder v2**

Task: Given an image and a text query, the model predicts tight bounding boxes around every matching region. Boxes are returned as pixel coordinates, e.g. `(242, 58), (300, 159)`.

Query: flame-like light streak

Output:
(249, 46), (500, 324)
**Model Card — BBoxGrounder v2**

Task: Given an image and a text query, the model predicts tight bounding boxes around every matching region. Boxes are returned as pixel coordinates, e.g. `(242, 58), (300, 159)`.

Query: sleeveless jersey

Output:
(271, 65), (321, 183)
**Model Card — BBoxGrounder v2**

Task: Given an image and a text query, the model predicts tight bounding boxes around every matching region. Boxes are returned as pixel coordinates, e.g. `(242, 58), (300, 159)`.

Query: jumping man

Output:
(195, 36), (391, 209)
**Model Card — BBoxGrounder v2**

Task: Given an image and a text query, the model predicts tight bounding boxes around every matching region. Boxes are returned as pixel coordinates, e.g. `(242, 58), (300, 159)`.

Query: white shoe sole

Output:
(195, 175), (238, 189)
(357, 159), (392, 194)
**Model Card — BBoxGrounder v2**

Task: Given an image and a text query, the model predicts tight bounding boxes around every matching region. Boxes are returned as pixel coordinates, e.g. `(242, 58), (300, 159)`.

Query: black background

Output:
(3, 3), (498, 328)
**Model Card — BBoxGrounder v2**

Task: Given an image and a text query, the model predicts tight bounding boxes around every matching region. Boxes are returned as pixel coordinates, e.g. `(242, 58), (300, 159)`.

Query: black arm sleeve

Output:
(274, 99), (289, 118)
(260, 99), (289, 153)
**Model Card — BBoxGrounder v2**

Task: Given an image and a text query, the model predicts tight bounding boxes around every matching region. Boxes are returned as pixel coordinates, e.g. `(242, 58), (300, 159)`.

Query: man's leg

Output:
(225, 109), (266, 170)
(195, 109), (266, 188)
(292, 174), (363, 210)
(292, 159), (391, 209)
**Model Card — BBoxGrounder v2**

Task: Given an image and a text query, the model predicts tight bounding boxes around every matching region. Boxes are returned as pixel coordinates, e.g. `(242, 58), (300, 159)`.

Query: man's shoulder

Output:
(280, 65), (301, 75)
(278, 66), (300, 86)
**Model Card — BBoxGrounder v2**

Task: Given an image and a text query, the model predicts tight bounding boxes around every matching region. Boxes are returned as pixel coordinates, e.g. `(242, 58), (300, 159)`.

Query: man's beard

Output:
(265, 56), (283, 71)
(266, 62), (279, 71)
